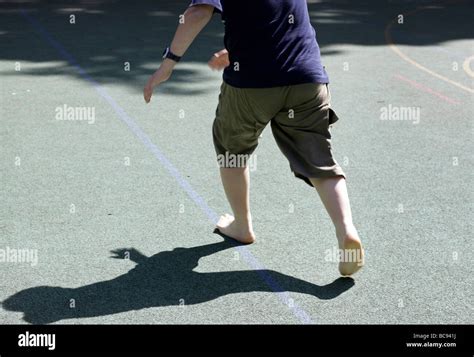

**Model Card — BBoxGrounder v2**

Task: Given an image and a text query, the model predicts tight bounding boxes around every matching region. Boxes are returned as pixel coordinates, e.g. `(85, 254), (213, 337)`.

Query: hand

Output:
(208, 49), (230, 71)
(143, 60), (174, 103)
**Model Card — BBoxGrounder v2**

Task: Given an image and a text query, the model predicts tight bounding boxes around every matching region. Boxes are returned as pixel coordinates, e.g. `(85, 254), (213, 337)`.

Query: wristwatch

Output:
(162, 47), (182, 62)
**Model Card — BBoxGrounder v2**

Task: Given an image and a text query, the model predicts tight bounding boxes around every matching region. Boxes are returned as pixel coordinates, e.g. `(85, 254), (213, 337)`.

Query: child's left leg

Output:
(216, 166), (256, 244)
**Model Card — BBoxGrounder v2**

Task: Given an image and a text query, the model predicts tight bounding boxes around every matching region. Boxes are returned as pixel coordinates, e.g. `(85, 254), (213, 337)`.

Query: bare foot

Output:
(337, 228), (364, 276)
(216, 214), (256, 244)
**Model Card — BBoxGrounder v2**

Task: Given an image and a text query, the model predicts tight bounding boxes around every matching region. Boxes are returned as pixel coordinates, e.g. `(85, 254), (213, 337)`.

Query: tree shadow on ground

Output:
(2, 234), (355, 324)
(0, 0), (472, 95)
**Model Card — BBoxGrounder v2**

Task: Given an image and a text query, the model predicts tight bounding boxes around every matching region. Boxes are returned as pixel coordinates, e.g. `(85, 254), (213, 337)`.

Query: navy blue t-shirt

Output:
(190, 0), (329, 88)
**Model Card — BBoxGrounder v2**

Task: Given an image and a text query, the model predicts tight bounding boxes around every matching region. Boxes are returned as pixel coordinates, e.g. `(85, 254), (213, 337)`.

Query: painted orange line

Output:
(463, 55), (474, 78)
(384, 4), (474, 94)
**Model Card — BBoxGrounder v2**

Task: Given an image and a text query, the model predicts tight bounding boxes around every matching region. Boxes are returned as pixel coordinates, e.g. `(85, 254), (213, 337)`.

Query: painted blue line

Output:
(20, 9), (313, 324)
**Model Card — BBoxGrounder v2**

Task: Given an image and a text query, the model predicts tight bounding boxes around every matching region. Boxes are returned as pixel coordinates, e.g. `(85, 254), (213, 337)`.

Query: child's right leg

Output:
(270, 83), (364, 276)
(310, 176), (364, 276)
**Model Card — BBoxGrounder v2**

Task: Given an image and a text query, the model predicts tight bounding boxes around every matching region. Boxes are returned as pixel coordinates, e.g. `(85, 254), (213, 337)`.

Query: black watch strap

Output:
(162, 47), (182, 62)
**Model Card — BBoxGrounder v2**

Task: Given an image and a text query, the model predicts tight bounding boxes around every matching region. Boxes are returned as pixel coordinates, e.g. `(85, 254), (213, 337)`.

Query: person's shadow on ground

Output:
(2, 234), (354, 324)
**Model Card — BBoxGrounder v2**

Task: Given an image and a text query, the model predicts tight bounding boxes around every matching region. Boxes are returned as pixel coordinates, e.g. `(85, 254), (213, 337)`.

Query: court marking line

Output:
(19, 9), (315, 324)
(462, 55), (474, 78)
(395, 74), (462, 104)
(384, 3), (474, 95)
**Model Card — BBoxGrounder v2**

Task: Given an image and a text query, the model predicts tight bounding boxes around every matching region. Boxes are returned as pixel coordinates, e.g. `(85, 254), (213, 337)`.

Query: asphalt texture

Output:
(0, 0), (473, 324)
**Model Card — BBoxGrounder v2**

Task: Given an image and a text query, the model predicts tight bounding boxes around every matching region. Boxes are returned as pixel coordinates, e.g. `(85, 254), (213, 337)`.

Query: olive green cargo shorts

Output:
(212, 82), (346, 187)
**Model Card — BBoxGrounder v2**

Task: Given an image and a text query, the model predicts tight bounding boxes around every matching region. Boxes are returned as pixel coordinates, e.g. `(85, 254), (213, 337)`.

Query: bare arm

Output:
(144, 4), (215, 103)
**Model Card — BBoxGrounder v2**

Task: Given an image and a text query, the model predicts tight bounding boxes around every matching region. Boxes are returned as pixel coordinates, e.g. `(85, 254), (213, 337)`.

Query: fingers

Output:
(143, 85), (152, 103)
(143, 67), (172, 104)
(216, 49), (229, 57)
(208, 58), (219, 70)
(208, 53), (219, 67)
(208, 54), (230, 71)
(144, 78), (157, 103)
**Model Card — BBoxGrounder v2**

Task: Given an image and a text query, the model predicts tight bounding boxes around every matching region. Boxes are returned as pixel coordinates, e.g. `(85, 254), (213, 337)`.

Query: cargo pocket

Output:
(328, 108), (340, 125)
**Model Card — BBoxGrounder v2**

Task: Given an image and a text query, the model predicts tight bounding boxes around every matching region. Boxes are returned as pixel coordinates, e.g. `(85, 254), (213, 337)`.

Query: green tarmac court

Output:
(0, 0), (473, 324)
